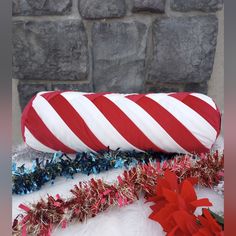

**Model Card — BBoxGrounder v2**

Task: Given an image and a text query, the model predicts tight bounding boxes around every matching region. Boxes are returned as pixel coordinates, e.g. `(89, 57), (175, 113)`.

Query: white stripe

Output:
(32, 94), (94, 153)
(61, 92), (142, 152)
(24, 127), (55, 153)
(190, 93), (217, 110)
(105, 94), (188, 154)
(146, 94), (217, 149)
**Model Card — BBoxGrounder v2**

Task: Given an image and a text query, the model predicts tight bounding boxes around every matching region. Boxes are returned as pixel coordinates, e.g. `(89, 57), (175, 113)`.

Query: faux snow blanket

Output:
(12, 136), (224, 236)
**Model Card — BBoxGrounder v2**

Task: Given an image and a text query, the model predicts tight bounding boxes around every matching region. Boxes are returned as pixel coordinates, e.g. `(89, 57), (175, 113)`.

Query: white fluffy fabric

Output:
(12, 136), (224, 236)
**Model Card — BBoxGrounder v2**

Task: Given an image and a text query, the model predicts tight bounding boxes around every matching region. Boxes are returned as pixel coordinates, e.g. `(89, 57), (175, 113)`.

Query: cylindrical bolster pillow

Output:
(21, 91), (221, 154)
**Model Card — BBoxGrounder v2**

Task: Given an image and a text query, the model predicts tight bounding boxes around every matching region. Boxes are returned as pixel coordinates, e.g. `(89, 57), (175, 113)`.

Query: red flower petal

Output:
(172, 210), (197, 233)
(150, 200), (166, 212)
(186, 218), (201, 234)
(180, 180), (197, 204)
(191, 199), (212, 208)
(167, 225), (178, 236)
(194, 209), (223, 236)
(149, 204), (177, 231)
(156, 178), (171, 196)
(193, 227), (212, 236)
(162, 188), (178, 203)
(164, 170), (179, 191)
(176, 195), (188, 210)
(201, 209), (222, 232)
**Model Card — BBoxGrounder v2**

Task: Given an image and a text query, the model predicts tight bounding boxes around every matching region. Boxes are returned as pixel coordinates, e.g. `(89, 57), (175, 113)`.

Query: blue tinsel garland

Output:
(12, 149), (177, 195)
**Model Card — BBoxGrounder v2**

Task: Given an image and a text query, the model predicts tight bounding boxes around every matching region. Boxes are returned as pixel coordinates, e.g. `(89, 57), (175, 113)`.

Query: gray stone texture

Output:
(13, 20), (89, 81)
(170, 0), (223, 12)
(132, 0), (165, 13)
(146, 81), (208, 94)
(92, 21), (148, 92)
(149, 16), (218, 83)
(79, 0), (126, 19)
(18, 83), (47, 110)
(185, 82), (208, 94)
(51, 83), (93, 92)
(145, 82), (183, 93)
(12, 0), (72, 16)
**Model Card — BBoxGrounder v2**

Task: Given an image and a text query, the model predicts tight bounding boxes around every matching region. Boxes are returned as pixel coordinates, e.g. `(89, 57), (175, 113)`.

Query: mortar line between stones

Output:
(12, 11), (220, 23)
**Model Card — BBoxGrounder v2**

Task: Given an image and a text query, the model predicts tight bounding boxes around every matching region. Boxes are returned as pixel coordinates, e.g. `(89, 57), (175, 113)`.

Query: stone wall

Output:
(12, 0), (224, 112)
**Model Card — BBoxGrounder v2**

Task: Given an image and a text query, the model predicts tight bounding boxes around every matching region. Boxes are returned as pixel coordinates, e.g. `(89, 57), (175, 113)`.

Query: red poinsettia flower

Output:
(148, 170), (212, 235)
(193, 209), (224, 236)
(168, 210), (200, 236)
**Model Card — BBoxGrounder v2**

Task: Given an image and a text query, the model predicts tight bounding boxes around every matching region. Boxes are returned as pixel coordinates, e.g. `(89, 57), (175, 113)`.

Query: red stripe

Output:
(85, 94), (165, 152)
(169, 93), (221, 135)
(21, 92), (75, 152)
(21, 91), (60, 143)
(41, 93), (107, 152)
(83, 92), (111, 100)
(126, 94), (209, 153)
(23, 105), (75, 153)
(39, 91), (62, 100)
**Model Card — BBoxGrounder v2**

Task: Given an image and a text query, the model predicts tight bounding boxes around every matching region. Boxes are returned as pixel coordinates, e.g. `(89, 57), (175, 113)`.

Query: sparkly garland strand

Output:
(12, 152), (223, 236)
(12, 150), (177, 195)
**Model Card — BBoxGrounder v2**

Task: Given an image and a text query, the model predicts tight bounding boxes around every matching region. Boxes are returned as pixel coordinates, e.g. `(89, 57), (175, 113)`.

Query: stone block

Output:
(13, 20), (89, 81)
(79, 0), (126, 19)
(92, 21), (148, 92)
(170, 0), (223, 12)
(12, 0), (72, 16)
(149, 16), (218, 83)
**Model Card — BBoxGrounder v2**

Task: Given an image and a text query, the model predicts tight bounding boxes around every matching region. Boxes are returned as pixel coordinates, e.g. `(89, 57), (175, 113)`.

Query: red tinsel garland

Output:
(12, 152), (224, 236)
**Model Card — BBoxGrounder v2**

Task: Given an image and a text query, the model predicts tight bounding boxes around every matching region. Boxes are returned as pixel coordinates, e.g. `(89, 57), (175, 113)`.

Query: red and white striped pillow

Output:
(21, 91), (221, 154)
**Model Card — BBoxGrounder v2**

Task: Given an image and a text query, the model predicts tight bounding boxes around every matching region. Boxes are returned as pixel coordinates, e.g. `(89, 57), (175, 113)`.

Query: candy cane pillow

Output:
(21, 91), (221, 154)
